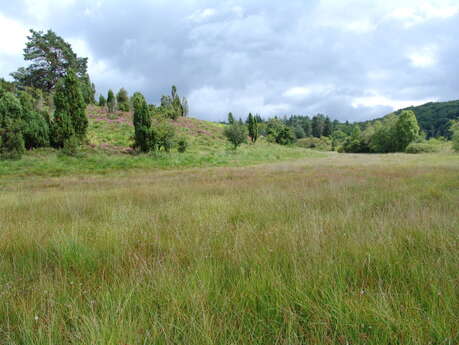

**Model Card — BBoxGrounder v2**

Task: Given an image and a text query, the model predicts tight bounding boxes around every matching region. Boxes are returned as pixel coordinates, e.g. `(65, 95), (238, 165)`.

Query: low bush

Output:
(297, 136), (332, 151)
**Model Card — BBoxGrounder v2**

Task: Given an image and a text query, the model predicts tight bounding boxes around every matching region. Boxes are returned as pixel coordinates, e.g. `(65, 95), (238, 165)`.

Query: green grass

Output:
(0, 152), (458, 344)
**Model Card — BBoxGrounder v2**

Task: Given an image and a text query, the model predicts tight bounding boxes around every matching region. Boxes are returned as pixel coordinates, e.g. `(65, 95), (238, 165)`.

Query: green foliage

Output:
(159, 86), (188, 120)
(18, 92), (50, 149)
(0, 92), (26, 159)
(0, 118), (25, 160)
(50, 110), (75, 148)
(132, 92), (152, 152)
(297, 136), (332, 151)
(177, 138), (188, 153)
(62, 135), (80, 156)
(247, 113), (259, 143)
(107, 89), (116, 113)
(343, 112), (420, 153)
(394, 110), (420, 151)
(227, 112), (235, 124)
(266, 118), (295, 145)
(53, 70), (87, 141)
(224, 123), (248, 149)
(98, 95), (106, 107)
(116, 88), (130, 112)
(11, 29), (88, 92)
(80, 74), (96, 104)
(294, 126), (305, 139)
(451, 121), (459, 152)
(152, 117), (176, 152)
(405, 142), (441, 154)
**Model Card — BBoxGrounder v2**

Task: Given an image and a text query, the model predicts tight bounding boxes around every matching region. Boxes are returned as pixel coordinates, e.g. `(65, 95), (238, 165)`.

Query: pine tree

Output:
(107, 89), (116, 113)
(323, 117), (333, 137)
(132, 92), (152, 152)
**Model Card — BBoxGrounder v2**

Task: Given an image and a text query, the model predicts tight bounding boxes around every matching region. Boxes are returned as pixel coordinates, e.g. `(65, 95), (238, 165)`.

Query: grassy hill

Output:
(360, 100), (459, 138)
(0, 106), (322, 179)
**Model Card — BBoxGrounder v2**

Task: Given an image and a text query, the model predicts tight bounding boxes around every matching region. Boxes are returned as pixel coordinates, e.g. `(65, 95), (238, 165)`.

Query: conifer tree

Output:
(53, 70), (87, 140)
(50, 78), (75, 148)
(132, 92), (152, 152)
(99, 95), (106, 107)
(107, 89), (116, 113)
(228, 112), (235, 124)
(247, 113), (259, 143)
(0, 92), (25, 159)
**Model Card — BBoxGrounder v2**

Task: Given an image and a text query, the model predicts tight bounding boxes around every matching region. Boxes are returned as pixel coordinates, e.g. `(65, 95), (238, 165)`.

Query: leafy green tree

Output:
(266, 118), (295, 145)
(294, 126), (306, 139)
(323, 117), (333, 137)
(228, 112), (235, 124)
(99, 95), (106, 107)
(153, 117), (176, 152)
(312, 114), (325, 138)
(394, 110), (420, 152)
(342, 125), (365, 153)
(224, 123), (247, 149)
(117, 88), (130, 111)
(107, 89), (116, 113)
(160, 86), (188, 120)
(247, 113), (259, 143)
(11, 29), (88, 92)
(0, 92), (25, 159)
(450, 121), (459, 152)
(132, 92), (152, 152)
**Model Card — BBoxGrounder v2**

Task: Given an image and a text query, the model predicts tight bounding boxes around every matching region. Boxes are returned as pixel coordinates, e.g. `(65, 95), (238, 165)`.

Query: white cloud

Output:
(188, 8), (217, 23)
(388, 2), (459, 27)
(188, 85), (289, 121)
(352, 92), (435, 110)
(0, 13), (28, 56)
(408, 45), (437, 68)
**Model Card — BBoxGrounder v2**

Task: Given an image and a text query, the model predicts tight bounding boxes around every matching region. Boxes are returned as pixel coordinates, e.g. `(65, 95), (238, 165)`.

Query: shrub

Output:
(177, 138), (188, 153)
(266, 119), (295, 145)
(62, 135), (79, 156)
(224, 123), (248, 149)
(297, 137), (332, 151)
(0, 118), (25, 160)
(405, 142), (440, 154)
(451, 121), (459, 152)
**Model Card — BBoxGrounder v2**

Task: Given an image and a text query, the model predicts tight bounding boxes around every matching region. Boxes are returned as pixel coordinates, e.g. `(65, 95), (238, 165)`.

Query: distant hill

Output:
(361, 100), (459, 138)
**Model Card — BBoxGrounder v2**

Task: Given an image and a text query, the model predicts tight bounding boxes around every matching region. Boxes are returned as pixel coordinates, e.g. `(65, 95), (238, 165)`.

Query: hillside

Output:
(361, 100), (459, 138)
(86, 105), (227, 153)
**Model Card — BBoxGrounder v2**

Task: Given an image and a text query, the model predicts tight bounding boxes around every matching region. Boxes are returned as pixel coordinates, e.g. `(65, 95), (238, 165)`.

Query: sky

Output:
(0, 0), (458, 122)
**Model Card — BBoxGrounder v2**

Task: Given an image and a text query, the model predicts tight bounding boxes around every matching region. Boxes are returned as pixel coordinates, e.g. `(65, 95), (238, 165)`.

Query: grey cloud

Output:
(0, 0), (458, 122)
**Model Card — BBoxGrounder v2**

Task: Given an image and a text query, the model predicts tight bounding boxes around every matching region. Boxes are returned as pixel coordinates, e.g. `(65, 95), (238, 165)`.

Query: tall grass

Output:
(0, 153), (458, 344)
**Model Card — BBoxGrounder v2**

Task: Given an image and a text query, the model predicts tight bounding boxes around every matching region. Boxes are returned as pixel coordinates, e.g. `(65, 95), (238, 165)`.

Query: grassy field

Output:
(0, 152), (458, 344)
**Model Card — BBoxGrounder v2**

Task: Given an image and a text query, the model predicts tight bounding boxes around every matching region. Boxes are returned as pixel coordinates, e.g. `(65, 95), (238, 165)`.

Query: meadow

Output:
(0, 151), (458, 344)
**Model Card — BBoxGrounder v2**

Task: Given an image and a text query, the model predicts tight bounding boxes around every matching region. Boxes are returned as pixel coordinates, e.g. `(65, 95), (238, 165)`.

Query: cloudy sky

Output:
(0, 0), (458, 122)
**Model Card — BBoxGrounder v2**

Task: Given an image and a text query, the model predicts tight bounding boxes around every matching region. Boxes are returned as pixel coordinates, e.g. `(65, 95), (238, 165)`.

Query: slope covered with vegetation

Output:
(361, 100), (459, 138)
